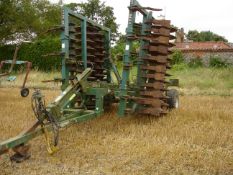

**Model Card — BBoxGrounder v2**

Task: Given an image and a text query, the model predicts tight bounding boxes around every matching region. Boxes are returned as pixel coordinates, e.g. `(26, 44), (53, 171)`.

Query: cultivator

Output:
(66, 21), (110, 83)
(118, 2), (178, 116)
(61, 9), (112, 90)
(0, 0), (179, 163)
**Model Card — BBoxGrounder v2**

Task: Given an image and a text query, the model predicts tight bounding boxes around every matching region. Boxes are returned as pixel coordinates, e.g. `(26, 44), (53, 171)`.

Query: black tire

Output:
(20, 88), (29, 97)
(167, 89), (179, 109)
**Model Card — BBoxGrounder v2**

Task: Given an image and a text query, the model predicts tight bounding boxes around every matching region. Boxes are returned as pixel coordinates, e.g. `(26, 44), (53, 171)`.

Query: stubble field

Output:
(1, 88), (233, 175)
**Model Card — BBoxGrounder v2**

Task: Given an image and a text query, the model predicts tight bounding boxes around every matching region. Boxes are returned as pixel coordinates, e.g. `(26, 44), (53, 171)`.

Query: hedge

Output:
(0, 37), (61, 71)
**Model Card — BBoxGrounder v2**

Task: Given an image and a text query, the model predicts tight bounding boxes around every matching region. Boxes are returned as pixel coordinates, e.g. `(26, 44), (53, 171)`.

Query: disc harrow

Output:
(135, 20), (176, 116)
(68, 22), (108, 82)
(0, 1), (179, 163)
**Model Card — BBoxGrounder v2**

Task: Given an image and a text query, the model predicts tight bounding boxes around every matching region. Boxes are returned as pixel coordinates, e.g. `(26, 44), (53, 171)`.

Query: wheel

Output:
(167, 89), (179, 109)
(20, 88), (29, 97)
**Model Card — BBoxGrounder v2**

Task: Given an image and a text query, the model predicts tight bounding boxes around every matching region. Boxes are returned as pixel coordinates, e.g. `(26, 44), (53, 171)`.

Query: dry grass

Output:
(1, 88), (233, 175)
(0, 71), (61, 89)
(170, 67), (233, 96)
(2, 67), (233, 96)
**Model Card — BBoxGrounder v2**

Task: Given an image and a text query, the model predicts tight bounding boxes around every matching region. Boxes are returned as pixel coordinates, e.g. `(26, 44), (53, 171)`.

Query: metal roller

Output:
(135, 18), (176, 116)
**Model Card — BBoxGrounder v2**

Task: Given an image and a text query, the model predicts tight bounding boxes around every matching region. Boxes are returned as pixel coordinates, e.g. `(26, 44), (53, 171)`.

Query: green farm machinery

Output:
(0, 44), (32, 97)
(0, 0), (179, 162)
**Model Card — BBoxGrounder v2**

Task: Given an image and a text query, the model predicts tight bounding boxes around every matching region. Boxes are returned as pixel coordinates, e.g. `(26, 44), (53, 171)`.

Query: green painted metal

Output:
(133, 0), (150, 16)
(104, 30), (111, 83)
(118, 0), (156, 116)
(4, 60), (28, 64)
(61, 7), (70, 90)
(0, 2), (178, 158)
(118, 0), (137, 116)
(65, 7), (110, 32)
(47, 68), (93, 119)
(0, 111), (98, 154)
(81, 19), (87, 69)
(61, 6), (111, 89)
(86, 87), (109, 114)
(0, 68), (109, 154)
(0, 5), (119, 150)
(136, 12), (152, 89)
(136, 15), (147, 88)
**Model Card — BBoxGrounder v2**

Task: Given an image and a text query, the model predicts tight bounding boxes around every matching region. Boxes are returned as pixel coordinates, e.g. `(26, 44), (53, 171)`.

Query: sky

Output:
(50, 0), (233, 42)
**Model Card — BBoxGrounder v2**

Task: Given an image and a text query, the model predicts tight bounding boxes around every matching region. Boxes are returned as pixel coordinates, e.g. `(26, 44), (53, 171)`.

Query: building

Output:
(173, 41), (233, 65)
(173, 31), (233, 65)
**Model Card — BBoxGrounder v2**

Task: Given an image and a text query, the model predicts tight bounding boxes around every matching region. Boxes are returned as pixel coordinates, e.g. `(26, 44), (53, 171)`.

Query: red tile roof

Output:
(173, 42), (233, 52)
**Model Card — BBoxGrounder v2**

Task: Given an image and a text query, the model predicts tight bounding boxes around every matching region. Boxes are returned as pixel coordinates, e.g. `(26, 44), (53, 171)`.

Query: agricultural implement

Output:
(0, 0), (179, 163)
(0, 45), (32, 97)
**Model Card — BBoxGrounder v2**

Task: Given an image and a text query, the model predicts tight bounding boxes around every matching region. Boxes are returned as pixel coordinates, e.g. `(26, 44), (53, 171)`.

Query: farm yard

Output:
(1, 54), (233, 175)
(1, 0), (233, 174)
(1, 87), (233, 174)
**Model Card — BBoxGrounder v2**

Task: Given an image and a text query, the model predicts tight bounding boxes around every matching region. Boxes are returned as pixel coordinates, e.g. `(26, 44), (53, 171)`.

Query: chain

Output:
(31, 89), (59, 154)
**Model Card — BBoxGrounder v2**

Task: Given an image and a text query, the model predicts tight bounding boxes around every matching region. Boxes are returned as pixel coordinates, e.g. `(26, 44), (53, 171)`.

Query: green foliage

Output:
(171, 63), (188, 71)
(0, 0), (61, 44)
(170, 67), (233, 96)
(0, 37), (61, 71)
(111, 34), (139, 63)
(111, 34), (126, 61)
(65, 0), (119, 39)
(0, 0), (16, 42)
(187, 30), (228, 42)
(131, 42), (140, 61)
(0, 0), (119, 43)
(209, 56), (230, 68)
(188, 58), (203, 68)
(170, 50), (184, 65)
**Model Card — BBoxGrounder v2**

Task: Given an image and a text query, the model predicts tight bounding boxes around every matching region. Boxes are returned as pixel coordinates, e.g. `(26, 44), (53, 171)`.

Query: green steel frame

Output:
(0, 7), (117, 156)
(61, 7), (112, 90)
(118, 0), (153, 116)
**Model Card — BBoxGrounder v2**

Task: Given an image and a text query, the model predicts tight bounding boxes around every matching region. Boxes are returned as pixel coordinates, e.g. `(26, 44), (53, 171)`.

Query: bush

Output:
(171, 50), (184, 65)
(209, 56), (230, 68)
(111, 40), (140, 62)
(0, 36), (61, 71)
(171, 63), (188, 71)
(188, 58), (203, 68)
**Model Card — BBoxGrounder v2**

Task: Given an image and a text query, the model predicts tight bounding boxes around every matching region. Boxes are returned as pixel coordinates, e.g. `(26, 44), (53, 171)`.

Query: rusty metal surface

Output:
(141, 82), (166, 90)
(129, 6), (162, 15)
(141, 65), (167, 73)
(136, 19), (176, 116)
(134, 98), (165, 108)
(142, 55), (168, 63)
(68, 22), (108, 81)
(146, 20), (171, 28)
(142, 73), (166, 81)
(140, 90), (165, 98)
(144, 45), (169, 55)
(146, 28), (170, 35)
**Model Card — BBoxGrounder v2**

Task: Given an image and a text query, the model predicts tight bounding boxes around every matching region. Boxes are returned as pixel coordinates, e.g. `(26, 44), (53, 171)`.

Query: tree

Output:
(33, 0), (61, 32)
(111, 34), (140, 62)
(187, 30), (228, 42)
(111, 34), (126, 61)
(0, 0), (61, 44)
(0, 0), (18, 43)
(0, 0), (118, 44)
(65, 0), (119, 39)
